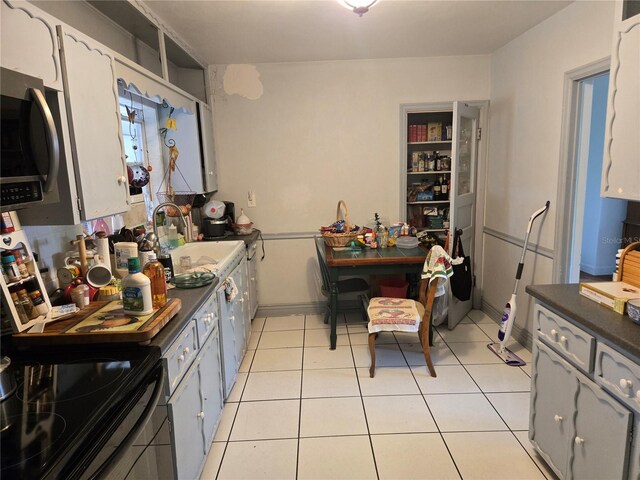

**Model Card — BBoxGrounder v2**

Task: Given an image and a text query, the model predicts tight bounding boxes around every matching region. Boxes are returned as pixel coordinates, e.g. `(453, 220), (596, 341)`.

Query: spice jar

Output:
(2, 254), (21, 283)
(28, 289), (49, 317)
(10, 292), (30, 324)
(71, 284), (90, 309)
(16, 289), (37, 319)
(13, 250), (29, 279)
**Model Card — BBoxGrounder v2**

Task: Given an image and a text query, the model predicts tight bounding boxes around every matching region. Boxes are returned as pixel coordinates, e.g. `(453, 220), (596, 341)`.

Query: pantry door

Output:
(448, 102), (479, 328)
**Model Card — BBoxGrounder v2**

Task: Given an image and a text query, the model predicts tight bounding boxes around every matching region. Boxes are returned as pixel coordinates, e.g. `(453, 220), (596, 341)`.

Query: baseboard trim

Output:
(255, 299), (362, 318)
(481, 300), (533, 350)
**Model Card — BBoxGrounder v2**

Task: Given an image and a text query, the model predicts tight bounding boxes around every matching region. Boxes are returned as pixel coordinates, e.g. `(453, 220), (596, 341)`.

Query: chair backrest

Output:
(315, 236), (331, 293)
(619, 241), (640, 288)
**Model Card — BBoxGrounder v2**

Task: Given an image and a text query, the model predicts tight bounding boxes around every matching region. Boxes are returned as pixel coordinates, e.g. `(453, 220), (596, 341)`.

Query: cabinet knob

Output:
(574, 436), (585, 445)
(636, 390), (640, 401)
(178, 354), (184, 362)
(619, 378), (633, 390)
(197, 411), (205, 419)
(554, 414), (563, 423)
(550, 329), (558, 339)
(560, 335), (568, 345)
(183, 347), (190, 355)
(117, 175), (127, 185)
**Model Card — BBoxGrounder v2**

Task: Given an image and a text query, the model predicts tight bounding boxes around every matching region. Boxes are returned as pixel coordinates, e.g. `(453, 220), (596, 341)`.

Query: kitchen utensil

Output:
(70, 234), (88, 275)
(57, 264), (81, 285)
(488, 201), (550, 366)
(86, 264), (112, 288)
(203, 199), (225, 219)
(202, 218), (228, 238)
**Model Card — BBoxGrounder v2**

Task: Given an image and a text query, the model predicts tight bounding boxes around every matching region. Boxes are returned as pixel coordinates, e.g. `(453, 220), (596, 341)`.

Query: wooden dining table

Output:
(324, 241), (429, 349)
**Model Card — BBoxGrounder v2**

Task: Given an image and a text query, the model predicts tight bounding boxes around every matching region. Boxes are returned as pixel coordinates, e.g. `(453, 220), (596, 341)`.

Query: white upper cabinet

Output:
(58, 26), (129, 219)
(0, 0), (62, 90)
(602, 0), (640, 201)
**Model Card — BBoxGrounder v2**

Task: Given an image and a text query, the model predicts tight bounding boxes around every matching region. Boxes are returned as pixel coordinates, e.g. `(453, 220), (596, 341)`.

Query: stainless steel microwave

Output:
(1, 68), (60, 212)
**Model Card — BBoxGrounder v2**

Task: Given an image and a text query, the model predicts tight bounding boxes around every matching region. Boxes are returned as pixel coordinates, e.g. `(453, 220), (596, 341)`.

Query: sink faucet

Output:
(153, 202), (188, 249)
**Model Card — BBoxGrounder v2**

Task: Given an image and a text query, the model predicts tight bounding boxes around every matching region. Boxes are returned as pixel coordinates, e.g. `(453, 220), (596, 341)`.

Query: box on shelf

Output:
(427, 122), (442, 142)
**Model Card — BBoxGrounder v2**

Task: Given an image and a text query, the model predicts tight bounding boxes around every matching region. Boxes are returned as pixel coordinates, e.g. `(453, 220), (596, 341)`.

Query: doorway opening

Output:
(558, 68), (628, 284)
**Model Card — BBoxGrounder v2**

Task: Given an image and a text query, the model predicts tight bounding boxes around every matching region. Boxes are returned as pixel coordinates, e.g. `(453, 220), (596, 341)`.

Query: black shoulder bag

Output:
(450, 230), (472, 301)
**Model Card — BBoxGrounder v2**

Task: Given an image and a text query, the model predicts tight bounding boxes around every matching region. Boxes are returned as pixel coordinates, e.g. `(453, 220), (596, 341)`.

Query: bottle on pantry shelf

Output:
(440, 176), (448, 200)
(433, 177), (442, 201)
(427, 153), (435, 172)
(418, 153), (425, 173)
(2, 254), (21, 283)
(10, 292), (30, 324)
(122, 257), (153, 316)
(142, 252), (167, 309)
(16, 289), (37, 319)
(435, 153), (442, 171)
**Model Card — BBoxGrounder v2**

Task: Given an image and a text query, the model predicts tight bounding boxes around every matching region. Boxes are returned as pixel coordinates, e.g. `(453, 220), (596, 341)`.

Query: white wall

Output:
(483, 1), (615, 336)
(210, 56), (490, 307)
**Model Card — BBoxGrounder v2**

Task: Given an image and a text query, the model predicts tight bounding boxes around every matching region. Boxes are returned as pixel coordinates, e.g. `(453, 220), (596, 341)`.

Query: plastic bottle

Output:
(142, 252), (167, 309)
(168, 224), (179, 249)
(122, 257), (153, 315)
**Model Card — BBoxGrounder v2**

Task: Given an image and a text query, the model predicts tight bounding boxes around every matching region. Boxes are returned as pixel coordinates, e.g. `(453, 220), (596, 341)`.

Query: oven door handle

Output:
(88, 363), (165, 480)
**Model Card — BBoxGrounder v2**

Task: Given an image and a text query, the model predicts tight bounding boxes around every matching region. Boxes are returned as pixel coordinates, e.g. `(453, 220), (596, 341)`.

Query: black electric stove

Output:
(0, 342), (160, 479)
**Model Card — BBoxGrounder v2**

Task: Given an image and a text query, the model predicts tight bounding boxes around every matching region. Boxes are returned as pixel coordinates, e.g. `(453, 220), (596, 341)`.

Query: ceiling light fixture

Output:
(339, 0), (379, 16)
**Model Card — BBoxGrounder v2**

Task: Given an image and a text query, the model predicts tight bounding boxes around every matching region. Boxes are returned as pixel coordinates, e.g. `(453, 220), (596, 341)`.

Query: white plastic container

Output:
(122, 257), (153, 316)
(114, 242), (138, 279)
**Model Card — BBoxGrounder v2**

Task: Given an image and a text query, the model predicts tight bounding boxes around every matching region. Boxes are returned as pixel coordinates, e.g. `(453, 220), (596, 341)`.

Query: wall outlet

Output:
(248, 190), (256, 207)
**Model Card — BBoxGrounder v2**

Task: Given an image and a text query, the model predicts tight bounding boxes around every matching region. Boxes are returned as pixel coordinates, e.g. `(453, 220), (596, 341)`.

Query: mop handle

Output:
(513, 201), (550, 293)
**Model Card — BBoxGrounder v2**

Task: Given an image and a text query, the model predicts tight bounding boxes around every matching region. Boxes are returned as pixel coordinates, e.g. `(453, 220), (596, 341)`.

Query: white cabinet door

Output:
(198, 102), (218, 192)
(601, 1), (640, 201)
(1, 0), (62, 89)
(572, 373), (632, 480)
(530, 341), (577, 479)
(217, 285), (237, 399)
(58, 26), (129, 220)
(199, 328), (224, 446)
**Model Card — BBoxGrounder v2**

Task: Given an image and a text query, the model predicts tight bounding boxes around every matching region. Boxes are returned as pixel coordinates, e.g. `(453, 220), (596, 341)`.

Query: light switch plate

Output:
(248, 190), (256, 207)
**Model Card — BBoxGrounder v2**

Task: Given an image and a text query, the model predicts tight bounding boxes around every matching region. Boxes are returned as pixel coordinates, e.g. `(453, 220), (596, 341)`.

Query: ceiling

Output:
(142, 0), (572, 65)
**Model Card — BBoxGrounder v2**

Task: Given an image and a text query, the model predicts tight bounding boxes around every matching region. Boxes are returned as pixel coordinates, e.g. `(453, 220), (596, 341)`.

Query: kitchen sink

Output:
(170, 240), (244, 275)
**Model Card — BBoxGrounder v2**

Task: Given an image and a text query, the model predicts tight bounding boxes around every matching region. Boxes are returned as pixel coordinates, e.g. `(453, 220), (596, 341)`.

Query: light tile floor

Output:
(201, 310), (557, 480)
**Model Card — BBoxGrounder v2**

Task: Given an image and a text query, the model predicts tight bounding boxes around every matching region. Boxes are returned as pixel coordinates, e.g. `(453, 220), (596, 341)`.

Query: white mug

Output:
(86, 264), (112, 288)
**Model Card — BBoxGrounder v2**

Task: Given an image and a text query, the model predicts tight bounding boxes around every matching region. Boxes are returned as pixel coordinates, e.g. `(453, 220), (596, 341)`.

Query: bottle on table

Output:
(142, 252), (167, 310)
(122, 257), (153, 316)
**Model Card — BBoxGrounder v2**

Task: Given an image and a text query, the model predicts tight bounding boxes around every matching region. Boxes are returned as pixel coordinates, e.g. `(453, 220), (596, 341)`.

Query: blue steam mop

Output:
(487, 201), (550, 366)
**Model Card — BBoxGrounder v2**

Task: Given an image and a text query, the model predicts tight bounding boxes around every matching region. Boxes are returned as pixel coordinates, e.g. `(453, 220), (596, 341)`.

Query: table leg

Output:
(329, 280), (338, 349)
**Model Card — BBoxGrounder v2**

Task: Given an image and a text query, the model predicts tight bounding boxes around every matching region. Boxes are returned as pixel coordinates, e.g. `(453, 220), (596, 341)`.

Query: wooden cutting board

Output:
(13, 298), (181, 346)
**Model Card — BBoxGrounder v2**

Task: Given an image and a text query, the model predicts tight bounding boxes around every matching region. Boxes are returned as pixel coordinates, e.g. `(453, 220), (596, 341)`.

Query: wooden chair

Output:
(619, 241), (640, 288)
(368, 277), (437, 378)
(315, 237), (370, 323)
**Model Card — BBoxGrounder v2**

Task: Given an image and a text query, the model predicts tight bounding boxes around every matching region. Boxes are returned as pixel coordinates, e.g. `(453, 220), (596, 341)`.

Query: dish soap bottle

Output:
(122, 257), (153, 315)
(142, 252), (167, 309)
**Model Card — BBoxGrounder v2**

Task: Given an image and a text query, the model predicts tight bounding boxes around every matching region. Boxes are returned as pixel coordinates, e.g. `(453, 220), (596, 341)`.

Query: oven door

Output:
(0, 68), (60, 211)
(73, 362), (167, 480)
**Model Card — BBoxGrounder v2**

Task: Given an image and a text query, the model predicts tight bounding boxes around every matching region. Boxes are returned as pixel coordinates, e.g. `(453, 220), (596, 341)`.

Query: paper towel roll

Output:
(95, 237), (111, 273)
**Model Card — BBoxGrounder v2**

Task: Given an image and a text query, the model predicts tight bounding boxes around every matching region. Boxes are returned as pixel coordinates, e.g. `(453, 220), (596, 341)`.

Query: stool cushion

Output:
(367, 297), (421, 333)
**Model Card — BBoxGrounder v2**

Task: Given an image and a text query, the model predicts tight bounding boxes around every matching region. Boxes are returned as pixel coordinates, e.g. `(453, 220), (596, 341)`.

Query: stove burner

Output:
(0, 412), (66, 471)
(16, 358), (127, 404)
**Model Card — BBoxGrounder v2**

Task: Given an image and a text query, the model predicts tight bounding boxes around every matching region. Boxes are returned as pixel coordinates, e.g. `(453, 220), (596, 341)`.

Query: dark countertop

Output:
(151, 277), (220, 354)
(204, 229), (260, 247)
(526, 283), (640, 361)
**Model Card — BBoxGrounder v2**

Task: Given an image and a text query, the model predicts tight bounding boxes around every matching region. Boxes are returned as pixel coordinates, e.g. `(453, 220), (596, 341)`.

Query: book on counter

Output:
(578, 281), (640, 314)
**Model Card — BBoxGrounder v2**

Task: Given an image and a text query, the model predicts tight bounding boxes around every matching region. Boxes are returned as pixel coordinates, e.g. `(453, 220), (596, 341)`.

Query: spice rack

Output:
(0, 229), (52, 333)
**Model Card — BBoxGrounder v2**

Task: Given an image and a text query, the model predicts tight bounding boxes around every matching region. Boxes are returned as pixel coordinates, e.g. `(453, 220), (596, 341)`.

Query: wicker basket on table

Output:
(320, 200), (360, 247)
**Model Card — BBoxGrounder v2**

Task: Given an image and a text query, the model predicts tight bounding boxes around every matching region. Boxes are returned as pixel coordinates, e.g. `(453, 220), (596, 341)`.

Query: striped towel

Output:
(421, 245), (454, 297)
(367, 297), (421, 333)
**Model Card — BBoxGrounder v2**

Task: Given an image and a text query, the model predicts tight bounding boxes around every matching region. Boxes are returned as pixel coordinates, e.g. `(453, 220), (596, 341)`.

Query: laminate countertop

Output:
(526, 283), (640, 361)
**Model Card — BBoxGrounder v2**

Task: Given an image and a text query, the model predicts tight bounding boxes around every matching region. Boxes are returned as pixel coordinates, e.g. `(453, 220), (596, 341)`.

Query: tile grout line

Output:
(294, 314), (310, 480)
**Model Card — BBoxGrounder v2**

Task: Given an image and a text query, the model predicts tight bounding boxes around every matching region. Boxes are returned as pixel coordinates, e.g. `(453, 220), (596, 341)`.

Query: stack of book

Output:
(579, 281), (640, 314)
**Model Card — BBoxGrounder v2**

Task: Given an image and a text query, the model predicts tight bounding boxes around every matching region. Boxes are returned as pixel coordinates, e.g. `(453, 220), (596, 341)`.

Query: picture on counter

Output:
(66, 301), (153, 333)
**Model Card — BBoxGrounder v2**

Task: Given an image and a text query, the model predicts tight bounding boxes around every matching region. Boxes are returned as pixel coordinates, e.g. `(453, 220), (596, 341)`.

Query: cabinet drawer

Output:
(164, 321), (199, 396)
(595, 342), (640, 414)
(195, 295), (218, 347)
(534, 304), (595, 374)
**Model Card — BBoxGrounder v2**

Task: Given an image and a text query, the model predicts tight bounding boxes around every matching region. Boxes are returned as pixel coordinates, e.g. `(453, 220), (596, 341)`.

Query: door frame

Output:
(553, 57), (610, 284)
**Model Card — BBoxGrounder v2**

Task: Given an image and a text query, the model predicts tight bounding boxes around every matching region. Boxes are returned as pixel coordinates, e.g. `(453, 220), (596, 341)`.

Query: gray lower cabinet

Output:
(531, 304), (636, 479)
(169, 330), (223, 479)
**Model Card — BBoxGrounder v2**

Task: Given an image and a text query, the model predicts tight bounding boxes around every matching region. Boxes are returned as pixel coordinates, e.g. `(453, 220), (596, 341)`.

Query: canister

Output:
(114, 242), (138, 278)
